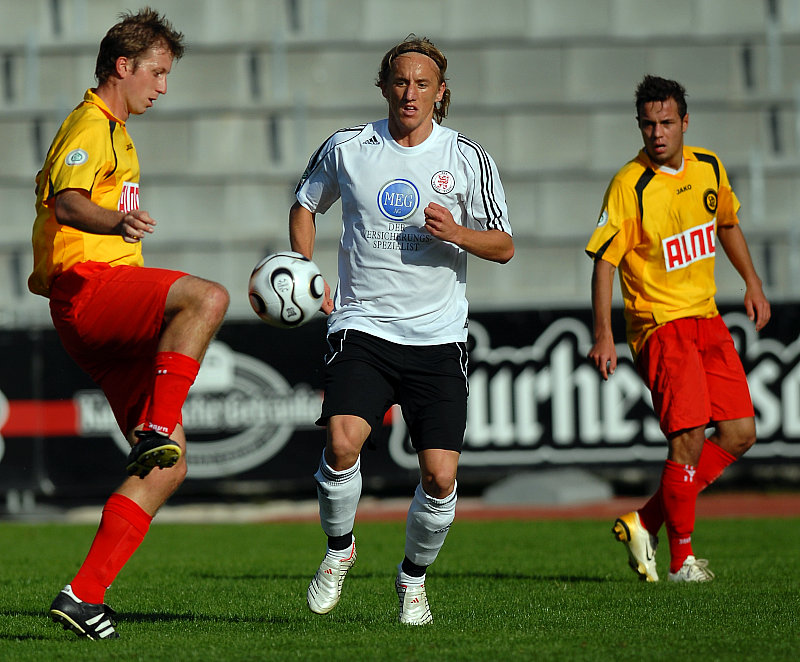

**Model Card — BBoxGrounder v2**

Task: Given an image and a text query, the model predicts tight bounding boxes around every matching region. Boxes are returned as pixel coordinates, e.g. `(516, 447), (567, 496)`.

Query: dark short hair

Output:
(635, 75), (687, 119)
(95, 7), (185, 85)
(375, 34), (450, 123)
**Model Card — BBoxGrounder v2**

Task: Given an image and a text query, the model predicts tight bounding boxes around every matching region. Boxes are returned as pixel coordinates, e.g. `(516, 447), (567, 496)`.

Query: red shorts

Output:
(636, 315), (754, 437)
(49, 262), (187, 435)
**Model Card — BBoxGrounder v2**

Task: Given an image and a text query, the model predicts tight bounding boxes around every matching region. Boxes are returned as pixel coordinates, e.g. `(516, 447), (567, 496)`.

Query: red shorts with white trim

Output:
(636, 315), (754, 437)
(48, 262), (187, 435)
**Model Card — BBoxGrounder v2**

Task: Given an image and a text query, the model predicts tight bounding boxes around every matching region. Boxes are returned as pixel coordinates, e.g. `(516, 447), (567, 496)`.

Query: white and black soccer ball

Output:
(248, 251), (325, 328)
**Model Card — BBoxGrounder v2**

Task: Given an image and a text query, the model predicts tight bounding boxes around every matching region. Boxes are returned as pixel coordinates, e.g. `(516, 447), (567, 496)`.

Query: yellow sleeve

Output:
(47, 117), (115, 197)
(585, 176), (641, 266)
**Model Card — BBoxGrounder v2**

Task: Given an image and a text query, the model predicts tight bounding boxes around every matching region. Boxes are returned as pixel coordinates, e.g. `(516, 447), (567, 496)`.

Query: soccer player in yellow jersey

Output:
(586, 75), (770, 583)
(32, 9), (229, 638)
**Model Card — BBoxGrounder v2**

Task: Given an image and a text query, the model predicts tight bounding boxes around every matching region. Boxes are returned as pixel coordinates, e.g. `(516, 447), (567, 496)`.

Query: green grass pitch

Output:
(0, 517), (797, 661)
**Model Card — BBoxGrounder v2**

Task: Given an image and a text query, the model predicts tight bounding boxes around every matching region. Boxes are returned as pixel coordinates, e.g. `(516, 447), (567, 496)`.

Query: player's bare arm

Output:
(588, 258), (617, 380)
(289, 200), (333, 314)
(716, 223), (771, 330)
(423, 202), (514, 263)
(55, 189), (156, 243)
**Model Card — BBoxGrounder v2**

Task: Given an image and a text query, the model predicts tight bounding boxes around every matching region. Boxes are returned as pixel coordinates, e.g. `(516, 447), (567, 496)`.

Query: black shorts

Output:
(318, 329), (469, 453)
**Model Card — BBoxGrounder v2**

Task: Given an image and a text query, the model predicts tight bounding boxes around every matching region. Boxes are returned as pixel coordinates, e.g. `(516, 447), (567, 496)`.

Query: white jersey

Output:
(295, 118), (511, 345)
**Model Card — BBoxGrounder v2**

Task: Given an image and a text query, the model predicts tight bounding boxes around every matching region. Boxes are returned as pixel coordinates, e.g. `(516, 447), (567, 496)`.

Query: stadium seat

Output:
(588, 112), (644, 171)
(528, 0), (615, 38)
(0, 0), (51, 47)
(437, 0), (530, 41)
(1, 0), (798, 316)
(564, 47), (650, 104)
(692, 0), (770, 36)
(0, 121), (41, 182)
(649, 44), (760, 101)
(607, 0), (695, 38)
(687, 109), (768, 168)
(479, 48), (566, 105)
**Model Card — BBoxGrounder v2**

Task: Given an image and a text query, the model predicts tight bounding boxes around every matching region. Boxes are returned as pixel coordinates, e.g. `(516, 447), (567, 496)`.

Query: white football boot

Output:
(611, 511), (659, 582)
(307, 540), (357, 614)
(395, 578), (433, 625)
(668, 555), (715, 583)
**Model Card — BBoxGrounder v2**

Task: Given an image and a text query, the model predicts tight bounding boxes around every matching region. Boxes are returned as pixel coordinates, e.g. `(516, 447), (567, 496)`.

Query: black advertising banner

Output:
(1, 304), (799, 500)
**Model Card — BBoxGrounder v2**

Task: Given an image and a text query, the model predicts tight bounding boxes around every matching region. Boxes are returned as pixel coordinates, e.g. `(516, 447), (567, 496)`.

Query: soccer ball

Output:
(248, 251), (325, 328)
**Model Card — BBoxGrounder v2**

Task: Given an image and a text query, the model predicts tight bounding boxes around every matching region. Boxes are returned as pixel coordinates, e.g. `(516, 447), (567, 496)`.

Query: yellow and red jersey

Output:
(29, 88), (143, 297)
(585, 145), (740, 358)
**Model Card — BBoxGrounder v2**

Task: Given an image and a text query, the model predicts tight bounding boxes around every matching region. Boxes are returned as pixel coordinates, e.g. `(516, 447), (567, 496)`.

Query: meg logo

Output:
(378, 179), (419, 221)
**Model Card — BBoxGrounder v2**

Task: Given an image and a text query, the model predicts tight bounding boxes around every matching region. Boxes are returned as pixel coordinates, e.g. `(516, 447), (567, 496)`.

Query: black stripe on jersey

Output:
(294, 125), (366, 194)
(456, 134), (506, 232)
(107, 120), (119, 179)
(589, 231), (619, 261)
(634, 168), (656, 222)
(693, 152), (720, 188)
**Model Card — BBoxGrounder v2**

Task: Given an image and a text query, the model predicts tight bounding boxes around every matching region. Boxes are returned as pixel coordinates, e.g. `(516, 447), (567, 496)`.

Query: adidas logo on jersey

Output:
(362, 135), (380, 145)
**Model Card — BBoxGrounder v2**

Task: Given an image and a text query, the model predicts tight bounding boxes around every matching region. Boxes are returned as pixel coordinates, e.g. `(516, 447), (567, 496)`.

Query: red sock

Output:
(696, 439), (736, 490)
(143, 352), (200, 436)
(661, 459), (698, 573)
(70, 494), (152, 604)
(638, 440), (735, 536)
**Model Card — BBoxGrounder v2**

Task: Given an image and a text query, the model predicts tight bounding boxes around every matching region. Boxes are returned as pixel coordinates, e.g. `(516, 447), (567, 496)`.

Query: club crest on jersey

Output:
(118, 182), (140, 213)
(703, 188), (718, 214)
(662, 219), (716, 272)
(65, 149), (88, 166)
(378, 179), (419, 221)
(431, 170), (455, 194)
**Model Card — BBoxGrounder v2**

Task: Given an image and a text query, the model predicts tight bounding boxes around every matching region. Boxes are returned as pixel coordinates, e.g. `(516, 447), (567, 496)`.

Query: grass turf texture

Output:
(0, 517), (797, 661)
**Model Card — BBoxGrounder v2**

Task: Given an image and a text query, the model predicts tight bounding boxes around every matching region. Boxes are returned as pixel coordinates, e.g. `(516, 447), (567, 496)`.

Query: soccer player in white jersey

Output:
(289, 35), (514, 625)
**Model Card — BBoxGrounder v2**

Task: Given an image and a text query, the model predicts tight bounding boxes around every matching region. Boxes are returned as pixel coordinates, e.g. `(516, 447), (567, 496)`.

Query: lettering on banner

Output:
(389, 317), (661, 469)
(388, 313), (800, 469)
(77, 342), (322, 479)
(42, 313), (800, 477)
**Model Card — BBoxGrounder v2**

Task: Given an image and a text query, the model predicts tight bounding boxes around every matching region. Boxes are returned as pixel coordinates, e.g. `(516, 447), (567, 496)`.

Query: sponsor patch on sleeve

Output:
(65, 149), (88, 166)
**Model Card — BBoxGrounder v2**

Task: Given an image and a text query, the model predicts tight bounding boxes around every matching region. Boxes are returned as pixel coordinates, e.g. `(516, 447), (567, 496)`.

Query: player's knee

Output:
(325, 417), (369, 470)
(420, 471), (456, 500)
(324, 443), (361, 472)
(183, 277), (228, 318)
(199, 281), (229, 323)
(718, 420), (757, 458)
(733, 427), (757, 457)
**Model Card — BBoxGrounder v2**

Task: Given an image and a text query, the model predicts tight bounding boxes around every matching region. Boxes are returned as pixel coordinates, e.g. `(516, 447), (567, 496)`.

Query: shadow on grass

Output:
(0, 633), (50, 641)
(193, 569), (613, 583)
(4, 607), (299, 627)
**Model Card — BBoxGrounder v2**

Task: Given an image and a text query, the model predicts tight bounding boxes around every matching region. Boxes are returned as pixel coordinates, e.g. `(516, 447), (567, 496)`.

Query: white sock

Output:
(327, 536), (356, 560)
(404, 481), (457, 567)
(397, 564), (425, 586)
(314, 451), (361, 538)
